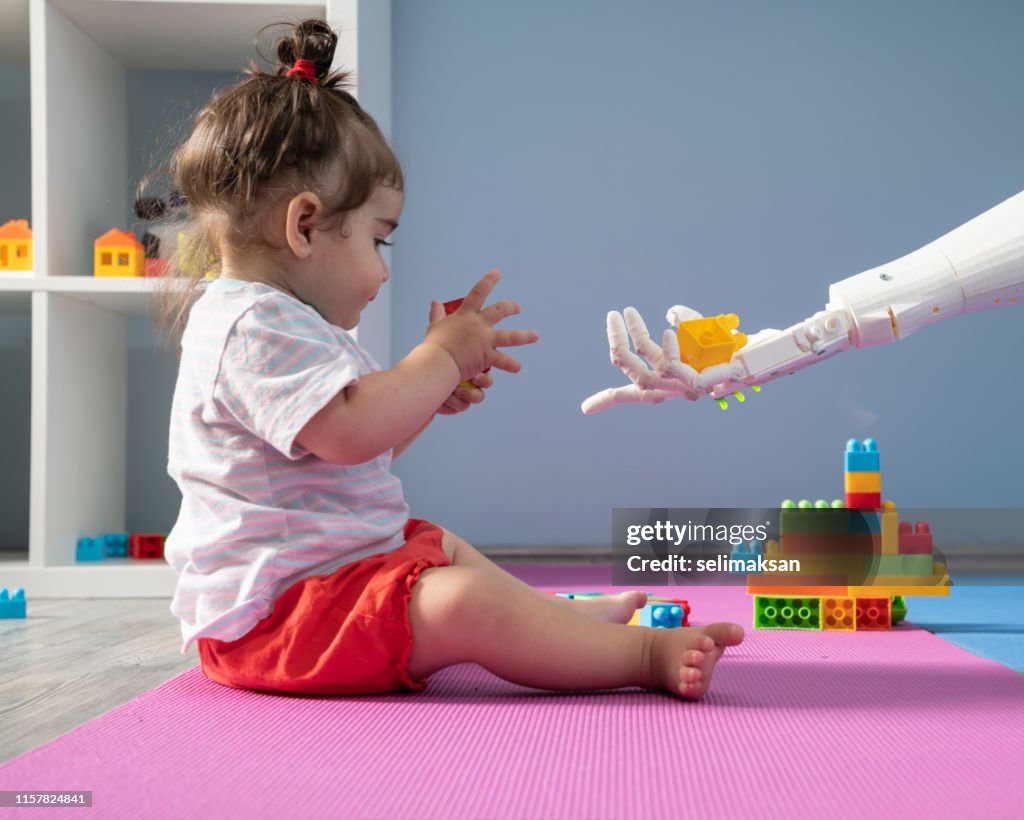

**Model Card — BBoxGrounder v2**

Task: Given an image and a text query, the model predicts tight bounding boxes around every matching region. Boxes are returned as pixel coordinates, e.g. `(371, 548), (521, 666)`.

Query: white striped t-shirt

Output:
(165, 279), (410, 653)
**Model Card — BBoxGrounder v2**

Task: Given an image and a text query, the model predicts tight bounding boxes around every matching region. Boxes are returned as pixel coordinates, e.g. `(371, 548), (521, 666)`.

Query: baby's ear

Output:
(284, 191), (324, 258)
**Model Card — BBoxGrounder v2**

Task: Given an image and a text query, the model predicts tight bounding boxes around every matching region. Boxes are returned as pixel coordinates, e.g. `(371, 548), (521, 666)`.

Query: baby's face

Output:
(308, 184), (403, 330)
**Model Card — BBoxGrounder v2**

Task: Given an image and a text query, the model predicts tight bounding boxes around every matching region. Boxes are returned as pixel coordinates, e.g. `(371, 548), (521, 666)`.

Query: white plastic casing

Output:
(828, 191), (1024, 347)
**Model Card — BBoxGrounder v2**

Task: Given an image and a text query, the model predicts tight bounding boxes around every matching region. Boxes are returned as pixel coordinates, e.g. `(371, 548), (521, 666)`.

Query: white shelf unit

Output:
(0, 0), (393, 597)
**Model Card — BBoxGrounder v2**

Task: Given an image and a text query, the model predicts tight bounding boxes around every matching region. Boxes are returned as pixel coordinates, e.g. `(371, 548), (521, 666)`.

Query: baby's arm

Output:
(296, 271), (537, 465)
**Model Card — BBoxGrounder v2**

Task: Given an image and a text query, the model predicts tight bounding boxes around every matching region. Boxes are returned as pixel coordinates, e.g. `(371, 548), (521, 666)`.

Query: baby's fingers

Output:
(469, 371), (495, 390)
(481, 298), (522, 325)
(493, 328), (539, 348)
(461, 270), (501, 311)
(488, 351), (523, 373)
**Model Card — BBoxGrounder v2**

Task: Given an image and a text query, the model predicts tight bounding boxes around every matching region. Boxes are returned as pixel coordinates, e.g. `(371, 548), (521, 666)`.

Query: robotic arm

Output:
(582, 190), (1024, 413)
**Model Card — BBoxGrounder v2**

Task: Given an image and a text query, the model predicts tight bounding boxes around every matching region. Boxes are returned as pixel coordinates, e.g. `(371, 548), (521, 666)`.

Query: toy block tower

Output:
(844, 438), (881, 509)
(94, 229), (144, 277)
(0, 219), (33, 271)
(748, 438), (949, 631)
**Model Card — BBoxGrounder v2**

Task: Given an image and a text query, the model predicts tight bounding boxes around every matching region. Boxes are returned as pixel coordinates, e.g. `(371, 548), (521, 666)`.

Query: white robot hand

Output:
(584, 190), (1024, 411)
(699, 307), (856, 399)
(580, 306), (740, 413)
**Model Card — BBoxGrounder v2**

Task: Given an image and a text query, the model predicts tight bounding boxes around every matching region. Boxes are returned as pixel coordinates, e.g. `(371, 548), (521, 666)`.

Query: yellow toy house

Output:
(0, 219), (33, 271)
(94, 229), (144, 277)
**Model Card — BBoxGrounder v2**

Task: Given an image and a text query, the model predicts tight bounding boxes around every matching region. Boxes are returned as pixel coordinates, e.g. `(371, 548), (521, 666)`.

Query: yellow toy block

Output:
(747, 578), (850, 596)
(675, 313), (747, 372)
(821, 597), (857, 631)
(881, 501), (899, 555)
(848, 579), (950, 597)
(94, 229), (144, 277)
(177, 230), (218, 280)
(0, 219), (33, 271)
(844, 471), (881, 493)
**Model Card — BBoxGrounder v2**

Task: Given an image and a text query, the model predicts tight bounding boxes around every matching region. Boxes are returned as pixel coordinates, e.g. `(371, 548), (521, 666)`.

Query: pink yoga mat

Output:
(2, 580), (1022, 819)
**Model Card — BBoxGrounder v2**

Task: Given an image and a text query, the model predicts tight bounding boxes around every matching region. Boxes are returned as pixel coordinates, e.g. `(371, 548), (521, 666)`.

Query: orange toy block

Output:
(675, 313), (747, 372)
(821, 597), (857, 631)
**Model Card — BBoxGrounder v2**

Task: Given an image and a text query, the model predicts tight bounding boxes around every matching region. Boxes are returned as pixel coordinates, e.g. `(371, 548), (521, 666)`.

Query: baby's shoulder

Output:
(186, 280), (330, 342)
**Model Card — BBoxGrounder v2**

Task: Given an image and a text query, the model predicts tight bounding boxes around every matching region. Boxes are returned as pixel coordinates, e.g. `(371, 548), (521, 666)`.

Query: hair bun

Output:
(276, 19), (337, 80)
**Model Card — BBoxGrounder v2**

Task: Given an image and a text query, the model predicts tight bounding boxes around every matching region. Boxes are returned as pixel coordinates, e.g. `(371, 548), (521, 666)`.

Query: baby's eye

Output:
(375, 239), (394, 249)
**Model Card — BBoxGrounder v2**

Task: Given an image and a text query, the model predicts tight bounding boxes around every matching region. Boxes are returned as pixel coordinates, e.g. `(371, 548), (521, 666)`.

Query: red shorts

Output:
(197, 519), (450, 695)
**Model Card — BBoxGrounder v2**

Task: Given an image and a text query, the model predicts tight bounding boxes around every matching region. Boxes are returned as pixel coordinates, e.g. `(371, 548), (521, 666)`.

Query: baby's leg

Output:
(442, 530), (646, 624)
(407, 563), (743, 699)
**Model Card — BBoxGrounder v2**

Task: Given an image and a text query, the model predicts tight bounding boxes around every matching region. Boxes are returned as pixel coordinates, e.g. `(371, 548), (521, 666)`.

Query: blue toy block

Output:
(638, 602), (685, 628)
(845, 438), (880, 472)
(731, 540), (764, 572)
(102, 532), (129, 557)
(0, 587), (26, 618)
(76, 536), (105, 562)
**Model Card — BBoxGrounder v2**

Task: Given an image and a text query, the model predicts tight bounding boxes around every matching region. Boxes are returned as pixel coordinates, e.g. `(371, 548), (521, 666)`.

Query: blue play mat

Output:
(908, 579), (1024, 672)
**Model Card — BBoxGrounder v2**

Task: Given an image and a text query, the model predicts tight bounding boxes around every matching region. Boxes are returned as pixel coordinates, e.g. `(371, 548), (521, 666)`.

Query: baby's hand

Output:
(424, 270), (538, 381)
(436, 371), (494, 416)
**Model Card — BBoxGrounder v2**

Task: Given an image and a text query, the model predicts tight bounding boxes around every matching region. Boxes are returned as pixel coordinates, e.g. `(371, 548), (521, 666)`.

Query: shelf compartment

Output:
(0, 305), (32, 555)
(49, 1), (327, 71)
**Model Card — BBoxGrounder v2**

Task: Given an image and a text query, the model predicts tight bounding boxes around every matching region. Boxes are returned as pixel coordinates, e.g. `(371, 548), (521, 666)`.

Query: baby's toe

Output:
(702, 622), (745, 647)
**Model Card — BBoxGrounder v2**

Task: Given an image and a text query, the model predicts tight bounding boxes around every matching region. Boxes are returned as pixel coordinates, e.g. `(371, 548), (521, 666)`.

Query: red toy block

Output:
(442, 298), (492, 373)
(855, 597), (891, 630)
(443, 298), (492, 386)
(845, 492), (882, 509)
(898, 521), (933, 554)
(144, 258), (170, 277)
(129, 533), (165, 560)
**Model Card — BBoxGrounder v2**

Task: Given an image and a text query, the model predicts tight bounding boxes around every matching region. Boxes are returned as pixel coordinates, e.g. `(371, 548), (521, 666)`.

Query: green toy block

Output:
(891, 596), (907, 624)
(780, 500), (850, 535)
(865, 555), (935, 576)
(754, 596), (822, 630)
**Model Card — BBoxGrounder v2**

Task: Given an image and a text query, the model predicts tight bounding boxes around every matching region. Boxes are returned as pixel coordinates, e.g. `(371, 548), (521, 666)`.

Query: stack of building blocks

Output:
(94, 229), (145, 277)
(0, 219), (33, 271)
(748, 439), (949, 630)
(0, 587), (27, 618)
(76, 532), (165, 561)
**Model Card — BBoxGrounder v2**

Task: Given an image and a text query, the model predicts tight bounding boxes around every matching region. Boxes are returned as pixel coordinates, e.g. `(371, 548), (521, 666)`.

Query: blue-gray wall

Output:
(389, 0), (1024, 546)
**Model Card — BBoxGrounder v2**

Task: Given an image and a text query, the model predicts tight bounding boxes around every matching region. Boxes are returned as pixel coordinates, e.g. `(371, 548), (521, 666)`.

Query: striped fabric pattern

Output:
(165, 279), (409, 653)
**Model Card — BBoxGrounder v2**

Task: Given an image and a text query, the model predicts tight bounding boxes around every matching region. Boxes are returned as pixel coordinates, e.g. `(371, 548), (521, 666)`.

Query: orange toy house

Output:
(94, 229), (144, 277)
(0, 219), (33, 271)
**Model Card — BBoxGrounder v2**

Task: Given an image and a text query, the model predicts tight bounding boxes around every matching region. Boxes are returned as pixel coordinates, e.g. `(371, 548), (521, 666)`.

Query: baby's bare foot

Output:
(560, 591), (648, 624)
(651, 622), (744, 700)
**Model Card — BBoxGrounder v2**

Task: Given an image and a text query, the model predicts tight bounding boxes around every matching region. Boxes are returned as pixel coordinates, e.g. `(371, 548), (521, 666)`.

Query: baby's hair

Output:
(153, 19), (403, 343)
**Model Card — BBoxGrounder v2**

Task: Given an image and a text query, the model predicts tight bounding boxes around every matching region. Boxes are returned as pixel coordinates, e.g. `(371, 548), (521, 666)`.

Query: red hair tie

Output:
(287, 59), (319, 84)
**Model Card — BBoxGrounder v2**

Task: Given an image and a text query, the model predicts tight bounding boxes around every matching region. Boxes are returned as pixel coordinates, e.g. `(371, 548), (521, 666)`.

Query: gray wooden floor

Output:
(0, 598), (197, 765)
